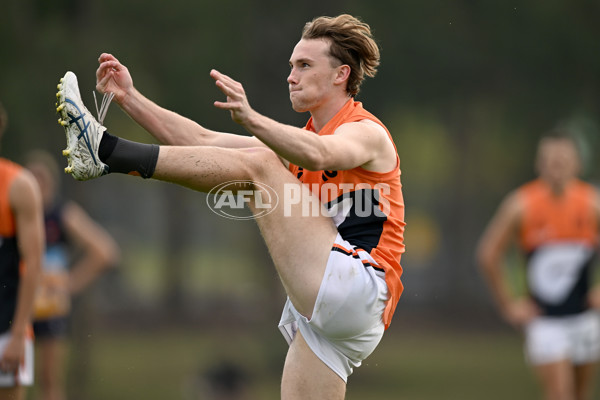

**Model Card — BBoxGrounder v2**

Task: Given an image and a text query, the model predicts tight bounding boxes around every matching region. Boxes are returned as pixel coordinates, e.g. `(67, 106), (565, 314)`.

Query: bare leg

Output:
(281, 331), (346, 400)
(38, 338), (66, 400)
(534, 360), (575, 400)
(154, 146), (346, 396)
(153, 145), (338, 318)
(574, 363), (597, 400)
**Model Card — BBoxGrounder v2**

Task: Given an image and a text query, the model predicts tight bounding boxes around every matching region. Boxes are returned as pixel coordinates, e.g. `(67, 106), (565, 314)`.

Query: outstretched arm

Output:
(0, 170), (44, 373)
(476, 191), (539, 327)
(95, 53), (264, 149)
(211, 70), (396, 172)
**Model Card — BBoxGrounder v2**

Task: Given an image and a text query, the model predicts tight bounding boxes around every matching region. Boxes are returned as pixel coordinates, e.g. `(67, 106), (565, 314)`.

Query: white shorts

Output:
(525, 310), (600, 366)
(278, 234), (389, 382)
(0, 331), (34, 387)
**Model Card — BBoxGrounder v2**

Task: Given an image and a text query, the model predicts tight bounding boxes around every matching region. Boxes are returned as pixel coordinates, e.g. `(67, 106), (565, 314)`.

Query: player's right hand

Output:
(0, 335), (24, 374)
(503, 298), (540, 328)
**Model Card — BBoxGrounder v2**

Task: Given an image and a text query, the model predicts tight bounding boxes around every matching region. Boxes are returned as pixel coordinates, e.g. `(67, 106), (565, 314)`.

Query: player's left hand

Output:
(210, 70), (255, 126)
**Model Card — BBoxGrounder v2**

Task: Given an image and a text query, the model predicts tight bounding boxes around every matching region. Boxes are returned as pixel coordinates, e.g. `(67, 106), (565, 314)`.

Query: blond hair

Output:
(302, 14), (380, 97)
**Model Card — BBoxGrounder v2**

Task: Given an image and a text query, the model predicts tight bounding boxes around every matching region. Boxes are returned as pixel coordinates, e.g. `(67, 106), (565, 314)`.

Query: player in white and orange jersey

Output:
(477, 131), (600, 400)
(55, 15), (404, 400)
(0, 102), (44, 400)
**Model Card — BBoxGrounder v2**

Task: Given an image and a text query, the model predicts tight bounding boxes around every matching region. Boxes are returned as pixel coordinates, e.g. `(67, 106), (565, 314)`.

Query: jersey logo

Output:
(322, 170), (337, 181)
(294, 168), (338, 182)
(528, 242), (594, 305)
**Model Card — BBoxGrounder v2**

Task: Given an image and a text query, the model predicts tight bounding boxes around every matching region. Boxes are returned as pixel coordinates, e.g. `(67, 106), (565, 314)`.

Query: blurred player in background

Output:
(54, 14), (404, 399)
(477, 131), (600, 400)
(0, 102), (45, 400)
(24, 150), (119, 400)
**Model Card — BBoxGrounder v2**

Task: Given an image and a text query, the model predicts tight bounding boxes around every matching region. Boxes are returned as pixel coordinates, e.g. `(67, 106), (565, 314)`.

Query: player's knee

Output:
(242, 147), (284, 179)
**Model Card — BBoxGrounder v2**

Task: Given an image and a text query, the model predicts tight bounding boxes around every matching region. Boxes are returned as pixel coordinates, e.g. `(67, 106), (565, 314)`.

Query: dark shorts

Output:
(33, 317), (69, 339)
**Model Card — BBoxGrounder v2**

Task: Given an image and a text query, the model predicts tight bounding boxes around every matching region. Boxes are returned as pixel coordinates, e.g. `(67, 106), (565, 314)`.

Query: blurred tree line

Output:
(1, 0), (599, 327)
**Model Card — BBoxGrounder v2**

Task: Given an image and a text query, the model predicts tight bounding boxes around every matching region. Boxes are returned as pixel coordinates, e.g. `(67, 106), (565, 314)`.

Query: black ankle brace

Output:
(99, 131), (159, 179)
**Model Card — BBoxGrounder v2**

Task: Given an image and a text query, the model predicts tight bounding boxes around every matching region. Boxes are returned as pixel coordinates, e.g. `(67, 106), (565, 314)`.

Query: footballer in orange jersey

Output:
(478, 132), (600, 400)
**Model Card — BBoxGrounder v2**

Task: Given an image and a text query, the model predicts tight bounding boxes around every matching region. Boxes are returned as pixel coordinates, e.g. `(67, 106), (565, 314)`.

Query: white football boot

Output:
(56, 71), (109, 180)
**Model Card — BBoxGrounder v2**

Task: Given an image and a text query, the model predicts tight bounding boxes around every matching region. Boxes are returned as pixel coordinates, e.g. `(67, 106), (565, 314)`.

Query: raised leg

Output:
(153, 145), (338, 318)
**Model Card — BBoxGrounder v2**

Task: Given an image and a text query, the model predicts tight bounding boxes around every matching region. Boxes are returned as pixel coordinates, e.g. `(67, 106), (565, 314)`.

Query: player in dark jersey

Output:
(477, 131), (600, 400)
(54, 15), (404, 399)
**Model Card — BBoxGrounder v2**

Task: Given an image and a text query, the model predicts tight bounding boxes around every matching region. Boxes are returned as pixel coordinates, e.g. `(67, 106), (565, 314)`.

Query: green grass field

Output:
(35, 323), (600, 400)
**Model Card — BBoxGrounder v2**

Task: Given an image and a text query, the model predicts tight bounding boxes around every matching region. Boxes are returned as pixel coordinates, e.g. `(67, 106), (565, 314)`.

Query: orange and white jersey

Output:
(288, 99), (405, 329)
(518, 179), (599, 316)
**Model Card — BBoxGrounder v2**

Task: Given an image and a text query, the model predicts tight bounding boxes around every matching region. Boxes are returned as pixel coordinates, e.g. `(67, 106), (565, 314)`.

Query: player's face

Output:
(287, 38), (341, 112)
(27, 162), (56, 207)
(536, 139), (580, 188)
